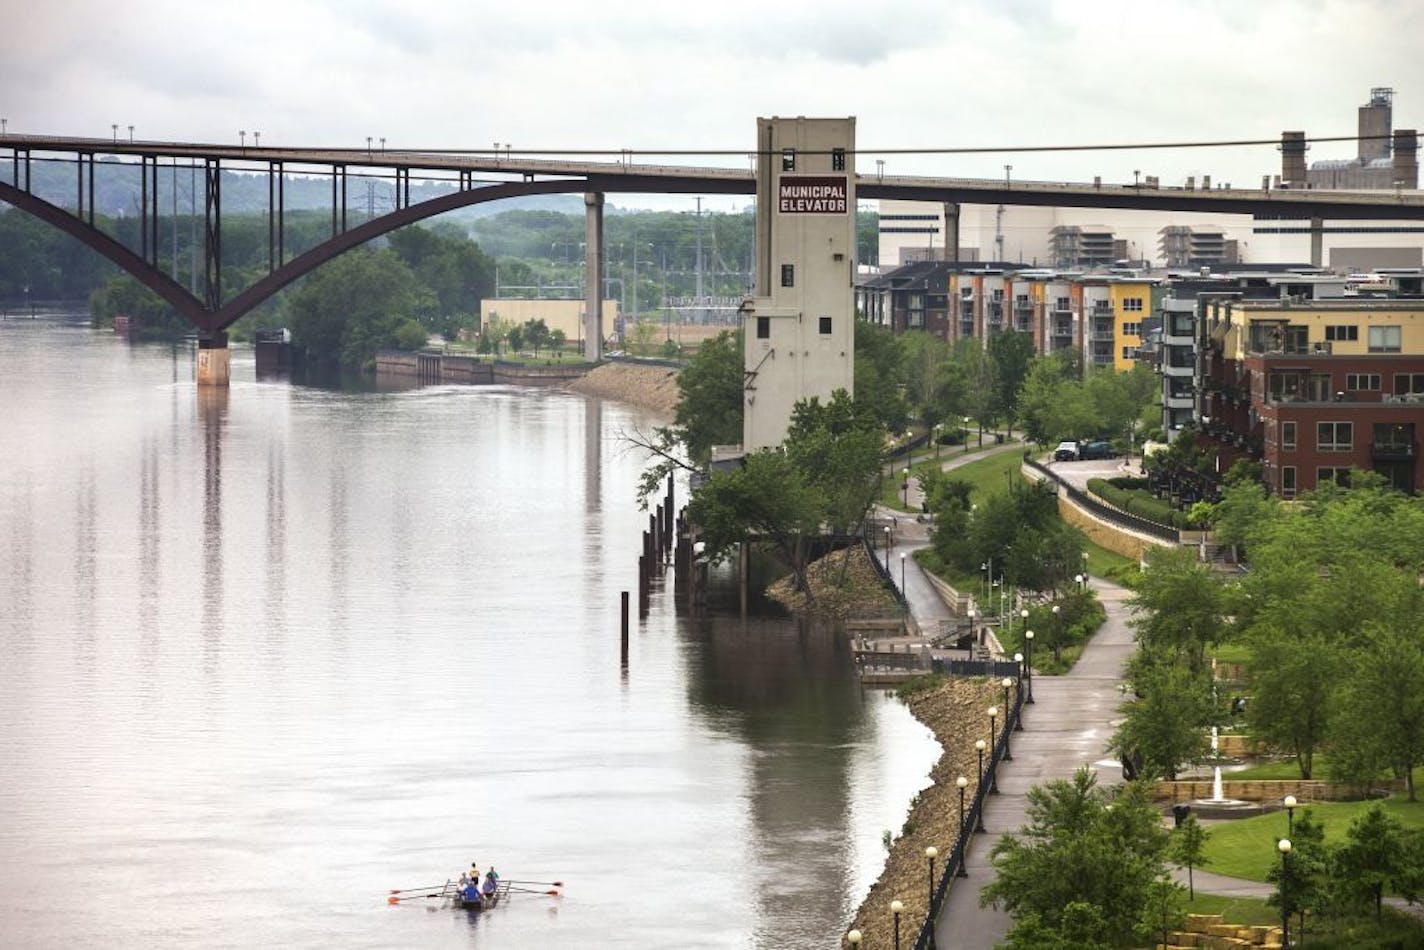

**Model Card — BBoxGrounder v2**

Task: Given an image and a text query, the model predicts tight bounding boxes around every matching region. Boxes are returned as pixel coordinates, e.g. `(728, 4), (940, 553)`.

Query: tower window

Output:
(819, 317), (833, 335)
(781, 149), (796, 171)
(832, 148), (846, 171)
(756, 316), (770, 339)
(781, 264), (795, 287)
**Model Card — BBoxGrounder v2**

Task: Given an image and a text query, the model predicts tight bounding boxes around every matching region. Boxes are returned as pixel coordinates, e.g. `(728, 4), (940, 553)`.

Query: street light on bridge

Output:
(240, 130), (246, 148)
(111, 123), (118, 143)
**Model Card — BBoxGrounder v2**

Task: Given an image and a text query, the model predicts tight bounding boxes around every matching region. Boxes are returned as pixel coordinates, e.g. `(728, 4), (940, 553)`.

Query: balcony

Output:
(1091, 302), (1114, 315)
(1090, 329), (1115, 341)
(1372, 441), (1418, 461)
(1014, 300), (1034, 313)
(1051, 324), (1073, 339)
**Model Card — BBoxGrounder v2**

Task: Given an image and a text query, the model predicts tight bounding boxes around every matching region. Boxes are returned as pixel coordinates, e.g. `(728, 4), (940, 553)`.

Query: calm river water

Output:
(0, 313), (938, 949)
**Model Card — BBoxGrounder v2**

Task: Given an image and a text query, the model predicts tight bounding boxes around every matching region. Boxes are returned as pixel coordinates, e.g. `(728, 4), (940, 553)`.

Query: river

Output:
(0, 311), (939, 949)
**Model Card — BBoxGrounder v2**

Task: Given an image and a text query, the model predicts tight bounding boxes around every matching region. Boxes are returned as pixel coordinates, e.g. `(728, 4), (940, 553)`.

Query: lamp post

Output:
(902, 467), (910, 507)
(127, 124), (133, 143)
(926, 845), (939, 903)
(974, 739), (987, 832)
(954, 774), (968, 848)
(967, 608), (976, 649)
(934, 423), (942, 459)
(890, 899), (904, 950)
(1024, 630), (1035, 703)
(111, 123), (118, 143)
(1075, 572), (1084, 591)
(900, 552), (906, 591)
(883, 524), (891, 565)
(254, 131), (261, 147)
(988, 706), (1000, 793)
(1004, 164), (1012, 187)
(846, 929), (862, 948)
(1278, 838), (1293, 948)
(1284, 795), (1297, 836)
(1001, 682), (1015, 756)
(1010, 663), (1025, 730)
(240, 130), (247, 148)
(1051, 604), (1061, 663)
(962, 416), (970, 453)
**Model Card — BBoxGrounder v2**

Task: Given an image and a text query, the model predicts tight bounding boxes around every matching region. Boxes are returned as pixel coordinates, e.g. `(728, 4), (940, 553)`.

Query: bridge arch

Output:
(0, 174), (738, 334)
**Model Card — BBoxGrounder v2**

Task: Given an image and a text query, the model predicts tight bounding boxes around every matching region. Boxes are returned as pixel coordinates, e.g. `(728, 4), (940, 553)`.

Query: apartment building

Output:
(1201, 294), (1424, 495)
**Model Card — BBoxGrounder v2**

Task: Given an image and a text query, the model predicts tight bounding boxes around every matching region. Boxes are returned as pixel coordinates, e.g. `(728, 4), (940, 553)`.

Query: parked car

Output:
(1080, 441), (1118, 460)
(1053, 441), (1080, 462)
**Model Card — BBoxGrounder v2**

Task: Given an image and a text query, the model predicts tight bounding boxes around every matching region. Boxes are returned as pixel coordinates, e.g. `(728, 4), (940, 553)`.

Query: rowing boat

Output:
(443, 879), (509, 910)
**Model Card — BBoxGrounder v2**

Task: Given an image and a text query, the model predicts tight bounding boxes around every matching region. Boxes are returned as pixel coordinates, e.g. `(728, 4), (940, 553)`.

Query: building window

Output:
(1325, 325), (1359, 342)
(1368, 325), (1402, 353)
(1123, 322), (1142, 336)
(1123, 297), (1144, 312)
(1121, 346), (1139, 360)
(1317, 421), (1353, 452)
(1282, 421), (1297, 451)
(1346, 373), (1381, 390)
(781, 148), (796, 172)
(831, 148), (845, 171)
(819, 316), (832, 334)
(1056, 296), (1071, 311)
(781, 264), (794, 287)
(1394, 373), (1424, 395)
(1281, 466), (1297, 499)
(756, 316), (770, 339)
(1317, 467), (1351, 487)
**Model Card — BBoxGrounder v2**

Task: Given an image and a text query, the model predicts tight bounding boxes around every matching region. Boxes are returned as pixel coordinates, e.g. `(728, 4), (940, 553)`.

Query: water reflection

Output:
(0, 319), (938, 950)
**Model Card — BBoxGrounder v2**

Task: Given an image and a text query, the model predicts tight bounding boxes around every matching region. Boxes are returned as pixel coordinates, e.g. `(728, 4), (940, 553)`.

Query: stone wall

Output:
(1152, 778), (1399, 803)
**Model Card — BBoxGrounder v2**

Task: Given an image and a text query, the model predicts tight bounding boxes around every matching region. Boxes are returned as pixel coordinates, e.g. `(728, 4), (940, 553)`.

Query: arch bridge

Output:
(3, 133), (1423, 375)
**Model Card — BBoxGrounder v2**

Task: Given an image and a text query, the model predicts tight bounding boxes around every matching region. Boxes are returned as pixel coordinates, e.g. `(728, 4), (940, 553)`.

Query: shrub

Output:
(1088, 477), (1184, 529)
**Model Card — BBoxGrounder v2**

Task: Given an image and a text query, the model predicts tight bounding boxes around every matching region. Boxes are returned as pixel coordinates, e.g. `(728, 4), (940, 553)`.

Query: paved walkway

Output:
(933, 577), (1137, 947)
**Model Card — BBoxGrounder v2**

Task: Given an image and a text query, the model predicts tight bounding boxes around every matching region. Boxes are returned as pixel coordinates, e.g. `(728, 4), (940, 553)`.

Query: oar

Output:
(505, 886), (561, 896)
(387, 892), (446, 904)
(503, 879), (564, 887)
(389, 883), (451, 894)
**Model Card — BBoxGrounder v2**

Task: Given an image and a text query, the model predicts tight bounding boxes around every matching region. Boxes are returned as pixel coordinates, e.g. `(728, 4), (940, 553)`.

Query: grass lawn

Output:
(1210, 641), (1254, 665)
(1228, 759), (1311, 780)
(880, 442), (1027, 512)
(1177, 893), (1279, 926)
(1078, 536), (1138, 583)
(1198, 796), (1424, 881)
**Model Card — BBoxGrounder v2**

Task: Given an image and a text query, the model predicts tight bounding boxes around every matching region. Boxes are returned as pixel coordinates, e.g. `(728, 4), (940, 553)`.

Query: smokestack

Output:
(1359, 87), (1393, 162)
(1394, 129), (1419, 189)
(1281, 131), (1308, 184)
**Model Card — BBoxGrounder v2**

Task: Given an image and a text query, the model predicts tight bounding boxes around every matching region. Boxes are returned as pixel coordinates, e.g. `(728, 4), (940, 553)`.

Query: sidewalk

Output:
(933, 577), (1137, 948)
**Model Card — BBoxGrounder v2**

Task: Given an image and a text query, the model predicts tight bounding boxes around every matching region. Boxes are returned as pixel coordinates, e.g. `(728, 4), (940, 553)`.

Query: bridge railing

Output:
(1022, 452), (1180, 544)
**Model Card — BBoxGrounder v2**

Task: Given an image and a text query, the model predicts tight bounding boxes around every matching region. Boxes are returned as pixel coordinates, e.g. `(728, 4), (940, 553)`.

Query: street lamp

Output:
(890, 899), (904, 950)
(900, 552), (906, 591)
(127, 125), (133, 142)
(1004, 164), (1012, 187)
(1134, 169), (1141, 188)
(254, 131), (261, 147)
(902, 467), (910, 506)
(1278, 838), (1293, 948)
(1001, 679), (1016, 756)
(934, 423), (942, 458)
(962, 416), (971, 453)
(1024, 630), (1035, 703)
(846, 929), (862, 947)
(1284, 795), (1297, 836)
(988, 706), (1000, 793)
(240, 130), (247, 148)
(111, 123), (118, 142)
(974, 740), (987, 831)
(1052, 605), (1062, 662)
(883, 524), (891, 564)
(925, 845), (939, 903)
(1075, 572), (1084, 591)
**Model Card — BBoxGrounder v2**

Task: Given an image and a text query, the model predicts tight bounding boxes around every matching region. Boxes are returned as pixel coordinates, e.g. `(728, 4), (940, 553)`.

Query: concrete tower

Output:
(1359, 87), (1394, 162)
(741, 117), (857, 451)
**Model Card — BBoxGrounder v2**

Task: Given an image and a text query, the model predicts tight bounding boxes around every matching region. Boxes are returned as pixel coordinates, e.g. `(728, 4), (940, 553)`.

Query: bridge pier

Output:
(583, 192), (605, 362)
(196, 332), (231, 387)
(943, 202), (961, 262)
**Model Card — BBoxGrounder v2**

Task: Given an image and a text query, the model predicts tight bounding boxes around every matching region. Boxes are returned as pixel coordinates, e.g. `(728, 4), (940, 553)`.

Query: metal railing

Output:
(912, 681), (1024, 950)
(1023, 453), (1181, 543)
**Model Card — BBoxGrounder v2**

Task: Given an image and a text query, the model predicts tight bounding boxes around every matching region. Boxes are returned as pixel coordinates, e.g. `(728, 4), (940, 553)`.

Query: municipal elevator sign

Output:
(778, 175), (849, 214)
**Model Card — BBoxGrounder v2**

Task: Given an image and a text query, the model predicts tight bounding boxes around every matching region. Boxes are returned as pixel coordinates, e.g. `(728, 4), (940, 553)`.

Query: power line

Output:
(322, 132), (1395, 158)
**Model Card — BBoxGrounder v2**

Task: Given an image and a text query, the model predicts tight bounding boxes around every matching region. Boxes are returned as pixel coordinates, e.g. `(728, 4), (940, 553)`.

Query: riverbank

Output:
(766, 545), (901, 620)
(846, 676), (1000, 948)
(566, 361), (681, 416)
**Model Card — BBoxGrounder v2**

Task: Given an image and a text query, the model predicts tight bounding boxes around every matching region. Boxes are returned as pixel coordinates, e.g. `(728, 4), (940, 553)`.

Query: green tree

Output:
(1334, 804), (1420, 920)
(1244, 627), (1341, 779)
(687, 448), (823, 597)
(1170, 814), (1211, 899)
(982, 770), (1171, 948)
(953, 337), (998, 445)
(673, 329), (743, 464)
(1109, 660), (1212, 781)
(1268, 809), (1330, 934)
(783, 391), (883, 534)
(1128, 546), (1232, 676)
(854, 319), (909, 434)
(285, 247), (420, 367)
(1331, 626), (1424, 801)
(392, 319), (428, 350)
(899, 330), (952, 425)
(988, 330), (1035, 437)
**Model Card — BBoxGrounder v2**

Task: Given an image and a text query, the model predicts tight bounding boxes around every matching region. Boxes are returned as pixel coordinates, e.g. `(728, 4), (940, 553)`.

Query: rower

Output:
(482, 869), (498, 898)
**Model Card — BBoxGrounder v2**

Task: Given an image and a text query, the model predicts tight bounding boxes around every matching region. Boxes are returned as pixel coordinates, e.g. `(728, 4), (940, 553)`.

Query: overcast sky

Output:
(3, 0), (1421, 211)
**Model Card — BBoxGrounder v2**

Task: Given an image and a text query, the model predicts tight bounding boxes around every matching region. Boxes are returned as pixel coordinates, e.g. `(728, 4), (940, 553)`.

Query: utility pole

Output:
(694, 196), (704, 323)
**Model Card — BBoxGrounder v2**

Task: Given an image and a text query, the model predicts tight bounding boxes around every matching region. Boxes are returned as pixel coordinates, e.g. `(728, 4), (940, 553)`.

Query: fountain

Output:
(1189, 727), (1266, 818)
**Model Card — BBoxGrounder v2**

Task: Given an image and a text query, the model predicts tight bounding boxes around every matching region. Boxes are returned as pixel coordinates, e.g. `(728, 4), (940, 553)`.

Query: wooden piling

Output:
(620, 591), (629, 664)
